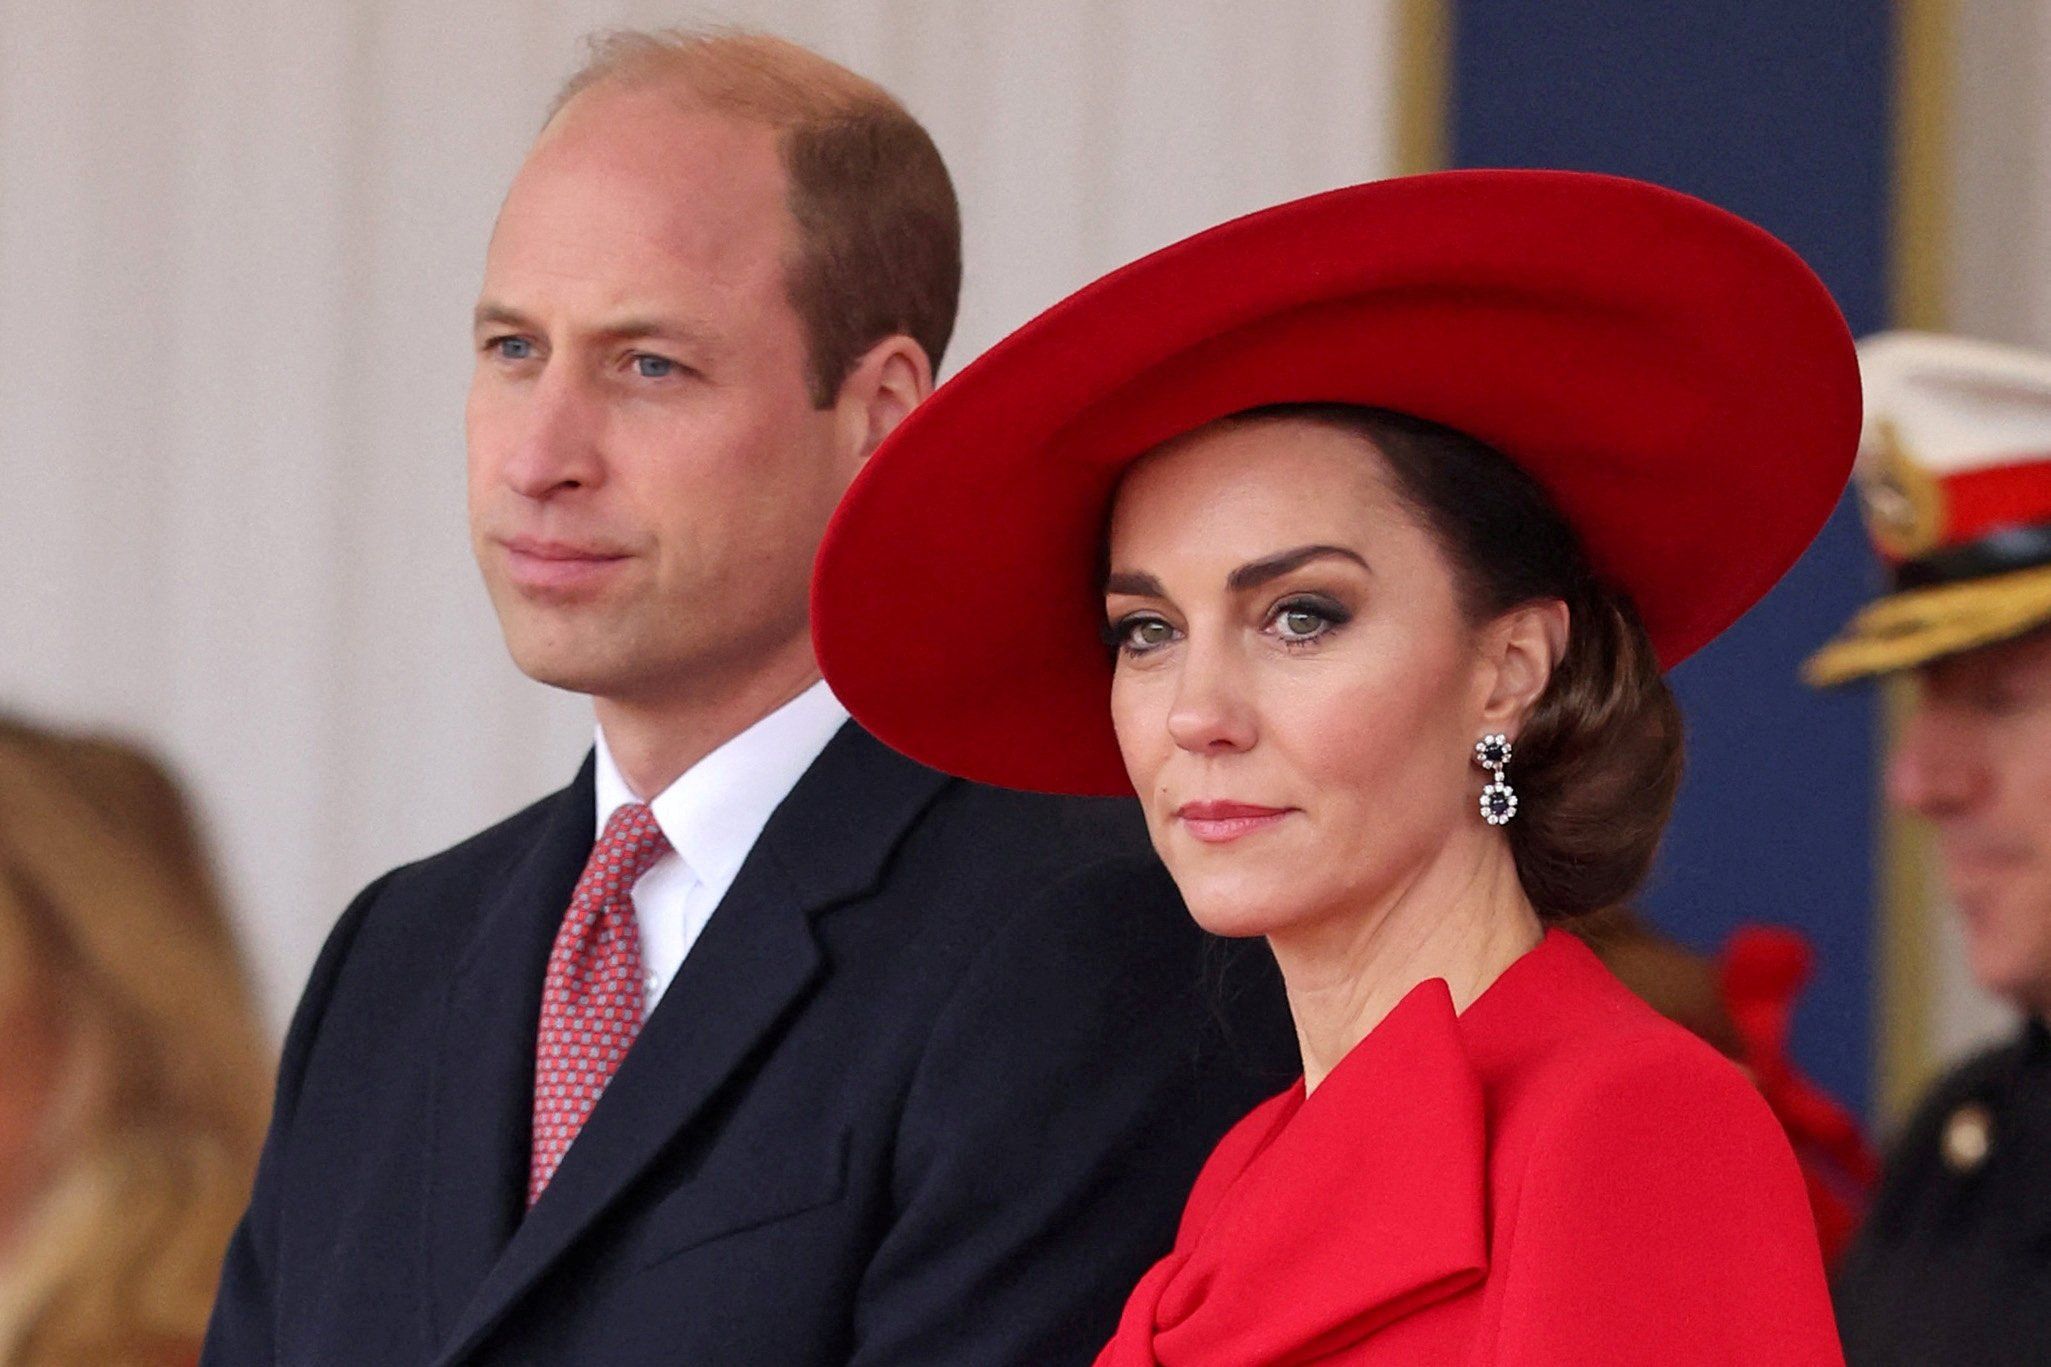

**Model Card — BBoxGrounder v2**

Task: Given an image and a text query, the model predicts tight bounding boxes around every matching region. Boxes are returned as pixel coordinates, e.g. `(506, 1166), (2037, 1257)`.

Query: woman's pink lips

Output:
(1174, 801), (1293, 844)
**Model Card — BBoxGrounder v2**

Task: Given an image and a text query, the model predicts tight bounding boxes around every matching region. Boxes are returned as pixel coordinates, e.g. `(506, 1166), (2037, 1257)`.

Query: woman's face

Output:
(1104, 416), (1504, 939)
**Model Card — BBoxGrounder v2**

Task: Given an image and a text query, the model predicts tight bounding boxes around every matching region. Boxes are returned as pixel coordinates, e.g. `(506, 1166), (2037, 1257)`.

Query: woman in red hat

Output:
(812, 170), (1854, 1363)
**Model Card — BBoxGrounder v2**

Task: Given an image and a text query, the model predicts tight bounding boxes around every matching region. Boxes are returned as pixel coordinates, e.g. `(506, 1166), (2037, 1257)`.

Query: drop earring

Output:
(1474, 733), (1518, 826)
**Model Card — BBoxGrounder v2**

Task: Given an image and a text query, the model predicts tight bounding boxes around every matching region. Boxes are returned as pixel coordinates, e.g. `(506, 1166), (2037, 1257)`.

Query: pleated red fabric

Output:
(1096, 932), (1845, 1365)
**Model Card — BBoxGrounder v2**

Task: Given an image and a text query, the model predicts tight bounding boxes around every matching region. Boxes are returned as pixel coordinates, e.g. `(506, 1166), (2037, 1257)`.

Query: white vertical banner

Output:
(0, 0), (1403, 1029)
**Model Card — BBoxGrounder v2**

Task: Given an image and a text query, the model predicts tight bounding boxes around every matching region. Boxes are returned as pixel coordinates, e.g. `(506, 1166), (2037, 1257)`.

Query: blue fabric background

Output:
(1451, 0), (1893, 1115)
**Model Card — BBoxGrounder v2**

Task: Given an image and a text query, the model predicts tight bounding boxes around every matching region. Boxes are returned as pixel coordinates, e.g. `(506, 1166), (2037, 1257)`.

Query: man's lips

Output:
(1173, 800), (1294, 844)
(498, 536), (631, 593)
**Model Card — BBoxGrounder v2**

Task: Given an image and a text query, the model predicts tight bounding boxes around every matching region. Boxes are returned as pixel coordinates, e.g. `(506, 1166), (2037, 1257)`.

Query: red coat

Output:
(1097, 930), (1843, 1365)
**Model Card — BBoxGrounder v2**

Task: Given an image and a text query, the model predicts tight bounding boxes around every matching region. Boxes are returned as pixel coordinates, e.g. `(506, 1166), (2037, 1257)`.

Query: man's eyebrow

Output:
(469, 304), (724, 354)
(591, 316), (725, 352)
(1103, 570), (1166, 597)
(1225, 544), (1371, 592)
(473, 302), (532, 332)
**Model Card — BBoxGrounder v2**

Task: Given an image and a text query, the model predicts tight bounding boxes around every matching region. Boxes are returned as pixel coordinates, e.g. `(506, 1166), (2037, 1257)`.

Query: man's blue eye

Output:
(495, 337), (535, 360)
(634, 354), (676, 378)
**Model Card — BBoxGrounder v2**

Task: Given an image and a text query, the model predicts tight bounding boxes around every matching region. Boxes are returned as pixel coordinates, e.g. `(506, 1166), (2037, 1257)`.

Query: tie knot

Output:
(595, 802), (670, 884)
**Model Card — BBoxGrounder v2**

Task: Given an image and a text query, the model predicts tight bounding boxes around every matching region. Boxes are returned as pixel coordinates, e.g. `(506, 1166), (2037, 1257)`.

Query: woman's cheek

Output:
(1110, 670), (1169, 790)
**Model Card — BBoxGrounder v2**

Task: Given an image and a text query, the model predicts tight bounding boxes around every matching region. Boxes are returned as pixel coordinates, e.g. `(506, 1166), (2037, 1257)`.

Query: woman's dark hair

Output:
(1241, 403), (1685, 921)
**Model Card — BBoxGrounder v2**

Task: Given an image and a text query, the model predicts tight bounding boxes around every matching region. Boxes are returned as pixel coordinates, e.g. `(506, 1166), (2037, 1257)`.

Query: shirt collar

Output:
(592, 680), (850, 895)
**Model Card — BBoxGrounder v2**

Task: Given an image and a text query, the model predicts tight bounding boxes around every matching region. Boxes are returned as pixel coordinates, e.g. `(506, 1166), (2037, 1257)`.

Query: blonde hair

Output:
(0, 719), (270, 1365)
(551, 27), (961, 404)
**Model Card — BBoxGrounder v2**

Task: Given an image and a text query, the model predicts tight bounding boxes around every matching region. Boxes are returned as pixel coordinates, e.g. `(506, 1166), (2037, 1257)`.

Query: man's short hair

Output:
(553, 28), (962, 406)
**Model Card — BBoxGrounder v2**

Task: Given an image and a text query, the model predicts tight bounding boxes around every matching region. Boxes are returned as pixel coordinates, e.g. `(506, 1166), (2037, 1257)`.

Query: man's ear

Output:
(1480, 598), (1571, 735)
(833, 334), (934, 463)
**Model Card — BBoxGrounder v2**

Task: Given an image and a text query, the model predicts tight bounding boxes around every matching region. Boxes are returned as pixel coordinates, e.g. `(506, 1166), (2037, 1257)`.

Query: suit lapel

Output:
(422, 756), (598, 1339)
(431, 725), (952, 1366)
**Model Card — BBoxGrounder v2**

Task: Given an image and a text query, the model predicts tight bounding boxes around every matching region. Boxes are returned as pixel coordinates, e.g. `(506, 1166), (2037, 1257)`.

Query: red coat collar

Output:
(1102, 972), (1491, 1364)
(1100, 931), (1614, 1366)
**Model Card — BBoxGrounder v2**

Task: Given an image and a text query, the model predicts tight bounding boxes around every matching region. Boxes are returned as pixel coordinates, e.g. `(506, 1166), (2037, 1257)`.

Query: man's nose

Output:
(1163, 635), (1258, 757)
(1887, 702), (1988, 819)
(499, 366), (604, 500)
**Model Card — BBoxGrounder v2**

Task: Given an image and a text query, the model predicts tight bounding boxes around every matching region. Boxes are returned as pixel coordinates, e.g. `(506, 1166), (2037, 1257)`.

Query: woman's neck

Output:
(1269, 835), (1543, 1093)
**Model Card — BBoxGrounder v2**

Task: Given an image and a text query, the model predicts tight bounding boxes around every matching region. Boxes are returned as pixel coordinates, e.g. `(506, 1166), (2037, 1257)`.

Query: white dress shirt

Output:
(592, 680), (849, 1009)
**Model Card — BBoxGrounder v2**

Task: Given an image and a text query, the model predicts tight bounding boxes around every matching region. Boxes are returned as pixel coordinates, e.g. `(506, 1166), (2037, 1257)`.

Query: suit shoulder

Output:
(919, 781), (1155, 865)
(311, 779), (582, 982)
(897, 781), (1171, 920)
(367, 779), (575, 896)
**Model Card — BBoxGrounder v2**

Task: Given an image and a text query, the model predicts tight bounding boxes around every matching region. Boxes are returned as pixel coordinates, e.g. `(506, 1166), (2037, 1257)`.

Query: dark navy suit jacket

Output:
(202, 724), (1294, 1365)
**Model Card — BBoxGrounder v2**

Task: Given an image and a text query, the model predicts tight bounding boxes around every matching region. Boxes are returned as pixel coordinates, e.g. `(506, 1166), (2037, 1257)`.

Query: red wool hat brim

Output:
(812, 169), (1861, 796)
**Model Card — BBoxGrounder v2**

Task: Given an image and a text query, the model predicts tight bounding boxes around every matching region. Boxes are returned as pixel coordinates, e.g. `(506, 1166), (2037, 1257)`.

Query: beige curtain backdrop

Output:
(0, 0), (1403, 1029)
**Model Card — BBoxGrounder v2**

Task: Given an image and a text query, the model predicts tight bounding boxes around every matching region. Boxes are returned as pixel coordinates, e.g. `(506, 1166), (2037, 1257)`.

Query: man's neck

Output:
(594, 661), (823, 801)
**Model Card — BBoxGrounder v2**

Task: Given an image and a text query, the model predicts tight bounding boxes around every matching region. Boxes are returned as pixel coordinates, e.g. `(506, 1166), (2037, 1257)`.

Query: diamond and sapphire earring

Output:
(1474, 733), (1518, 826)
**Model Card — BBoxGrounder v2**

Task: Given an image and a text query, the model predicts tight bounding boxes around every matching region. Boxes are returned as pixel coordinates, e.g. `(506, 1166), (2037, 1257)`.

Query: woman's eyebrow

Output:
(1226, 544), (1371, 591)
(1103, 570), (1166, 597)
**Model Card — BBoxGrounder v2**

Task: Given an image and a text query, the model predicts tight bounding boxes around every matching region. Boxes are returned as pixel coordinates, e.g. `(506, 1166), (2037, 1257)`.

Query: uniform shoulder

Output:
(1905, 1031), (2032, 1118)
(1878, 1027), (2036, 1172)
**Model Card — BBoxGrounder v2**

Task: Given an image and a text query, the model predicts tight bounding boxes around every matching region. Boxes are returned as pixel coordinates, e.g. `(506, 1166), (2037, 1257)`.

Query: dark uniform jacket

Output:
(1835, 1019), (2051, 1365)
(201, 724), (1295, 1366)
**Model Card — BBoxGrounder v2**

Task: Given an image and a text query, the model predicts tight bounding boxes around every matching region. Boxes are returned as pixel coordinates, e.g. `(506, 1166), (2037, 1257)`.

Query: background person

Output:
(1807, 330), (2051, 1365)
(0, 716), (270, 1367)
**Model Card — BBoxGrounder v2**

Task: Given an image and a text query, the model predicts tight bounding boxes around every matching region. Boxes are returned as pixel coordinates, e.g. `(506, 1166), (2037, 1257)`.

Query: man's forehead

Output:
(1923, 626), (2051, 692)
(491, 87), (792, 268)
(535, 83), (783, 176)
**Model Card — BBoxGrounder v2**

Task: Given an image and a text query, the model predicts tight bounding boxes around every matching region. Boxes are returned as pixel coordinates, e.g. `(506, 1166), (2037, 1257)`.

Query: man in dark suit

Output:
(201, 27), (1292, 1367)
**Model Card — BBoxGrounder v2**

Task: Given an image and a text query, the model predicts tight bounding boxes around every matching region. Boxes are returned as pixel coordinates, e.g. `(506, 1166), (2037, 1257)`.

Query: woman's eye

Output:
(1270, 600), (1345, 643)
(1109, 615), (1178, 654)
(1275, 607), (1327, 639)
(633, 353), (677, 379)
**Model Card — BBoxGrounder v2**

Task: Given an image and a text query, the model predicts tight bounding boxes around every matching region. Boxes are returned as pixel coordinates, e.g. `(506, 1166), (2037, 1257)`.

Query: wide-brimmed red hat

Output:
(812, 169), (1860, 795)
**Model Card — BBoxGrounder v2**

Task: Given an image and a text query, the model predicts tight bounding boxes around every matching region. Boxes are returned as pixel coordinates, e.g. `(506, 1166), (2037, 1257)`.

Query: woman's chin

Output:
(1175, 879), (1310, 940)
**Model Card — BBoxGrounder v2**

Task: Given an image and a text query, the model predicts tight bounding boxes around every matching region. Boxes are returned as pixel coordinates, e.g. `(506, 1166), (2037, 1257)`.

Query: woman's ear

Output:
(1480, 599), (1570, 734)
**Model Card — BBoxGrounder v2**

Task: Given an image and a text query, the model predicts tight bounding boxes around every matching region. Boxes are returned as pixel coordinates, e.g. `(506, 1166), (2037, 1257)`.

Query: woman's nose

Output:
(1164, 639), (1258, 756)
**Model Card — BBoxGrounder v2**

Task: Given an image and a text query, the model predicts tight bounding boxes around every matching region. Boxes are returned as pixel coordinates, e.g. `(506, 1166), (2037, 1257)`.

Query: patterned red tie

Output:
(529, 801), (669, 1206)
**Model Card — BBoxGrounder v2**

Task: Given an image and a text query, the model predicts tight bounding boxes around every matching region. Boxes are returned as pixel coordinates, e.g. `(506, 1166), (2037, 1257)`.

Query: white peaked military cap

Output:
(1807, 330), (2051, 685)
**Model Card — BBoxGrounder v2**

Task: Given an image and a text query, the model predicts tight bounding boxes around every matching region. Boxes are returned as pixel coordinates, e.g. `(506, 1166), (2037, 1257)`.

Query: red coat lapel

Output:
(1104, 978), (1489, 1366)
